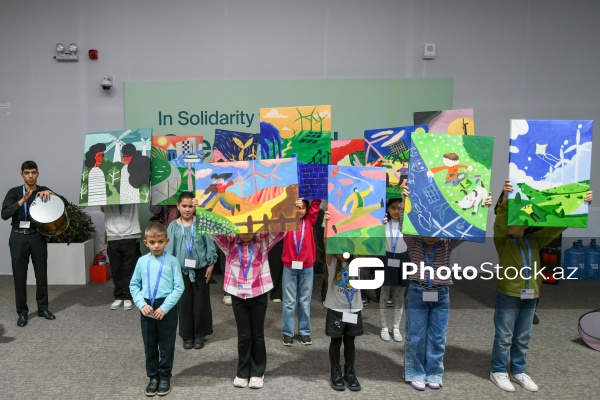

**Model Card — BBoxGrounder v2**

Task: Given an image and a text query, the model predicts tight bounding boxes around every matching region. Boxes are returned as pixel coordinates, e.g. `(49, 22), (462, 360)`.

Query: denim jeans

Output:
(404, 283), (450, 385)
(281, 267), (314, 337)
(491, 292), (536, 374)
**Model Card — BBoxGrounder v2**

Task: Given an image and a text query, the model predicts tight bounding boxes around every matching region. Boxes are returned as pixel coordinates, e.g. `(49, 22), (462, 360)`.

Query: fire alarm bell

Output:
(88, 49), (99, 60)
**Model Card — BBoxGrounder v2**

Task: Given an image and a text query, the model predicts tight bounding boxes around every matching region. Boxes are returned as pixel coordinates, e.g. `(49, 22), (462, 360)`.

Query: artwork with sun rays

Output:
(508, 120), (593, 227)
(150, 135), (203, 205)
(414, 108), (475, 135)
(194, 158), (299, 234)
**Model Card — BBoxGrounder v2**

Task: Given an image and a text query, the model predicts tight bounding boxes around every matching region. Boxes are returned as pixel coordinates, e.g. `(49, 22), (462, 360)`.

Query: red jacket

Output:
(282, 200), (321, 268)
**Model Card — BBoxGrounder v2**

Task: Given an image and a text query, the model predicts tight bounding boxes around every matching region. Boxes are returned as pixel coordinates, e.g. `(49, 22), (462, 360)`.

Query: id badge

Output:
(520, 289), (535, 299)
(145, 313), (157, 319)
(342, 312), (358, 324)
(184, 259), (197, 268)
(423, 291), (438, 302)
(19, 221), (31, 228)
(388, 259), (400, 268)
(237, 283), (252, 295)
(292, 261), (303, 270)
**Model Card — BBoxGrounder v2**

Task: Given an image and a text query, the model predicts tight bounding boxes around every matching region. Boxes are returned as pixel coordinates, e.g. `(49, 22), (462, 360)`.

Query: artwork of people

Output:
(194, 158), (299, 234)
(507, 119), (593, 227)
(331, 139), (366, 166)
(260, 105), (332, 164)
(150, 135), (203, 206)
(211, 129), (258, 162)
(80, 128), (152, 206)
(364, 125), (428, 198)
(402, 133), (494, 242)
(326, 165), (386, 255)
(414, 108), (475, 135)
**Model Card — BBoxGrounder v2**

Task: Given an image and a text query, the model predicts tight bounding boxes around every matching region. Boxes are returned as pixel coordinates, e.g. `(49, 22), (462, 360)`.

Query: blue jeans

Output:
(491, 293), (536, 374)
(404, 284), (450, 385)
(281, 267), (314, 337)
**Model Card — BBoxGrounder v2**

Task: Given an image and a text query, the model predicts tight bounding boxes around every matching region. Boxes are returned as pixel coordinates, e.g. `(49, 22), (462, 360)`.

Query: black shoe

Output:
(17, 314), (28, 327)
(145, 378), (159, 396)
(193, 337), (205, 349)
(283, 335), (294, 346)
(37, 310), (56, 320)
(157, 380), (171, 396)
(183, 339), (193, 350)
(533, 313), (540, 325)
(330, 365), (345, 391)
(299, 335), (312, 345)
(344, 365), (361, 391)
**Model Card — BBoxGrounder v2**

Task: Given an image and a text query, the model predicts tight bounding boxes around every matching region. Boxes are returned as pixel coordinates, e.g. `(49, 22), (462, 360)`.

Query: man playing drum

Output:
(1, 161), (60, 327)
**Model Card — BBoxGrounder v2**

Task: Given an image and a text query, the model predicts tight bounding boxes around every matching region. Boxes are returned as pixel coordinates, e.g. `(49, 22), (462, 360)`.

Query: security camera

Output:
(100, 75), (113, 91)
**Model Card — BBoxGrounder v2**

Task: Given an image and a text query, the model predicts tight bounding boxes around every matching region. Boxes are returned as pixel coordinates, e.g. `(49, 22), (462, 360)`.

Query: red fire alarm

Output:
(88, 49), (98, 60)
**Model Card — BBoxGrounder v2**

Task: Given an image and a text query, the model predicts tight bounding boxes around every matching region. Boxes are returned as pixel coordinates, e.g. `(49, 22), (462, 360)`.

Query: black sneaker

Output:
(157, 380), (171, 396)
(299, 335), (312, 345)
(283, 335), (293, 346)
(533, 313), (540, 325)
(145, 378), (159, 396)
(193, 337), (205, 349)
(183, 339), (193, 350)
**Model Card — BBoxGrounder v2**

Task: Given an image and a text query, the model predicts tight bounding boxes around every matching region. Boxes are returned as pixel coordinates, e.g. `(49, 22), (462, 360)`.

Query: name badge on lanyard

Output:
(147, 253), (166, 309)
(342, 311), (358, 324)
(237, 243), (254, 295)
(511, 237), (534, 299)
(180, 219), (196, 268)
(422, 241), (438, 302)
(292, 219), (306, 269)
(20, 186), (31, 228)
(388, 221), (401, 267)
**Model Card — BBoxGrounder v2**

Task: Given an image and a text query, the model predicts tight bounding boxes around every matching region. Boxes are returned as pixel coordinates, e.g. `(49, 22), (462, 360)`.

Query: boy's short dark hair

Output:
(443, 153), (459, 161)
(21, 160), (38, 172)
(145, 222), (167, 238)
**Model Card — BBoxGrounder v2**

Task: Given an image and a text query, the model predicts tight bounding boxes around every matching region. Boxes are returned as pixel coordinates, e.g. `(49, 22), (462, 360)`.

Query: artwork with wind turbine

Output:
(260, 105), (332, 164)
(150, 135), (203, 205)
(79, 128), (152, 206)
(507, 120), (593, 227)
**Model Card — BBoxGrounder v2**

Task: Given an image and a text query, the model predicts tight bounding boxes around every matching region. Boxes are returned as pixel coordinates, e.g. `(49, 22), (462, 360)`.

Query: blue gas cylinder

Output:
(564, 241), (586, 279)
(584, 239), (600, 280)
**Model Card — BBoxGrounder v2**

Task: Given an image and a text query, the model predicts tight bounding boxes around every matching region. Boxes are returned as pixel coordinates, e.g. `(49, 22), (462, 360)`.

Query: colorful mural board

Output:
(331, 139), (366, 166)
(260, 105), (332, 164)
(364, 125), (428, 198)
(150, 135), (203, 205)
(507, 120), (593, 227)
(80, 128), (152, 206)
(326, 166), (386, 255)
(414, 108), (475, 135)
(194, 158), (299, 234)
(403, 133), (494, 242)
(212, 129), (258, 162)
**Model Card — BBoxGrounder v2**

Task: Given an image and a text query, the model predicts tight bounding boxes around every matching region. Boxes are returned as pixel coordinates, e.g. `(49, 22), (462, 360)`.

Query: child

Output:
(490, 180), (592, 392)
(281, 198), (321, 346)
(212, 230), (285, 389)
(166, 191), (217, 350)
(379, 198), (410, 342)
(130, 222), (184, 397)
(323, 211), (363, 391)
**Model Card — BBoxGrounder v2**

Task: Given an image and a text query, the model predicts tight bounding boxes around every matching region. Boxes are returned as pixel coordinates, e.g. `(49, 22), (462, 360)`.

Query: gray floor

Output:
(0, 274), (599, 400)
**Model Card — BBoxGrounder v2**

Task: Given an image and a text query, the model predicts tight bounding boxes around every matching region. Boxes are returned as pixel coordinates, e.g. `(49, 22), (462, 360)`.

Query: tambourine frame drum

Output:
(29, 194), (70, 237)
(578, 310), (600, 352)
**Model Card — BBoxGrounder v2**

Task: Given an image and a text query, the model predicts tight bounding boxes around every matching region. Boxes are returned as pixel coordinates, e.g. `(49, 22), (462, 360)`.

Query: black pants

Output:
(329, 335), (356, 367)
(107, 238), (139, 300)
(9, 231), (48, 316)
(140, 297), (178, 381)
(232, 292), (268, 378)
(178, 272), (213, 340)
(268, 240), (283, 300)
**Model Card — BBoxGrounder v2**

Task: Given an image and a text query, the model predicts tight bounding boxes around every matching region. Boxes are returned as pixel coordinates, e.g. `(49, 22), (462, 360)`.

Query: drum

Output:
(29, 194), (70, 236)
(579, 310), (600, 351)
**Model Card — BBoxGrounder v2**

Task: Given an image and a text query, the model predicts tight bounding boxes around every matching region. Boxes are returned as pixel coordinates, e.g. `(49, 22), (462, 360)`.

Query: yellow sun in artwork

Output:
(157, 137), (168, 146)
(447, 117), (475, 135)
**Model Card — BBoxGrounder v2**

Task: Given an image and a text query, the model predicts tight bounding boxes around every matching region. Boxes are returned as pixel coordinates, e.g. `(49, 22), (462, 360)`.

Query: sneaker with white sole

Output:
(123, 300), (133, 310)
(386, 300), (394, 308)
(380, 328), (391, 341)
(392, 328), (403, 342)
(233, 376), (248, 388)
(490, 372), (515, 392)
(410, 380), (426, 391)
(248, 376), (264, 389)
(510, 373), (539, 392)
(223, 296), (232, 306)
(110, 300), (123, 310)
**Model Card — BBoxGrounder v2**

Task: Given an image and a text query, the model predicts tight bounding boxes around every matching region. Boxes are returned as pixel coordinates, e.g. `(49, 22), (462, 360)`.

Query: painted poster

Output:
(80, 128), (152, 206)
(331, 139), (366, 166)
(211, 129), (258, 162)
(326, 166), (386, 255)
(260, 105), (332, 164)
(364, 125), (428, 198)
(194, 158), (299, 234)
(507, 120), (593, 227)
(403, 133), (494, 242)
(414, 108), (475, 135)
(150, 135), (203, 205)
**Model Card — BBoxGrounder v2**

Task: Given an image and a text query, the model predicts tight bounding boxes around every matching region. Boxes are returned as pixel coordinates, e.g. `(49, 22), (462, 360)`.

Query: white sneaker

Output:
(380, 327), (391, 341)
(248, 376), (264, 389)
(510, 373), (539, 392)
(233, 376), (248, 388)
(110, 300), (123, 310)
(392, 328), (403, 342)
(223, 296), (232, 306)
(490, 372), (515, 392)
(123, 300), (133, 310)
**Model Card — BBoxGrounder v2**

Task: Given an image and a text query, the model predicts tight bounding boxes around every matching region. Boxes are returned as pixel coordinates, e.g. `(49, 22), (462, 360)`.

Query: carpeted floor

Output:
(0, 274), (598, 399)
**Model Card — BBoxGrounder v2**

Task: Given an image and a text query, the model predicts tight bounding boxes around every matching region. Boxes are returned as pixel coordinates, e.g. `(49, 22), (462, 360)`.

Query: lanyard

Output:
(119, 205), (123, 215)
(339, 262), (355, 312)
(147, 252), (166, 308)
(511, 237), (532, 287)
(422, 241), (437, 288)
(180, 218), (195, 256)
(237, 243), (254, 282)
(22, 186), (28, 220)
(293, 219), (306, 257)
(389, 220), (401, 256)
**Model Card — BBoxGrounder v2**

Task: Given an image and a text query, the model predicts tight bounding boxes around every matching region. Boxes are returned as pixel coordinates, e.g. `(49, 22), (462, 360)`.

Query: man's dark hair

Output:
(21, 160), (38, 172)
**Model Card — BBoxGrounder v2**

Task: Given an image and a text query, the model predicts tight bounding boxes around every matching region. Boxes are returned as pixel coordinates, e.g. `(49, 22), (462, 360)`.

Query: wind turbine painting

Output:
(507, 120), (593, 227)
(79, 128), (152, 206)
